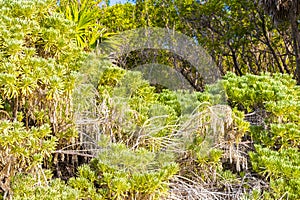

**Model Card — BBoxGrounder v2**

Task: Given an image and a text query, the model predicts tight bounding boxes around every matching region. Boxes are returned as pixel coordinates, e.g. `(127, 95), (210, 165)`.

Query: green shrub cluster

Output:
(249, 146), (300, 200)
(2, 0), (299, 199)
(95, 63), (253, 191)
(96, 66), (182, 147)
(0, 0), (85, 140)
(222, 72), (296, 112)
(89, 138), (178, 199)
(0, 121), (56, 198)
(12, 138), (178, 200)
(0, 0), (87, 197)
(223, 72), (300, 199)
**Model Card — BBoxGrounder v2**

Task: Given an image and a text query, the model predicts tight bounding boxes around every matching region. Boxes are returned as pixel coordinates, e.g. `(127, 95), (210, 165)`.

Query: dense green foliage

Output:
(0, 0), (85, 197)
(0, 0), (84, 134)
(0, 0), (300, 199)
(12, 140), (178, 200)
(222, 72), (300, 199)
(222, 72), (297, 112)
(58, 0), (110, 49)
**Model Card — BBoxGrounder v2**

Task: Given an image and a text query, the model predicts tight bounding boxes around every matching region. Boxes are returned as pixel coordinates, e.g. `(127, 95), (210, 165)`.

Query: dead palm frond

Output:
(260, 0), (300, 23)
(260, 0), (300, 83)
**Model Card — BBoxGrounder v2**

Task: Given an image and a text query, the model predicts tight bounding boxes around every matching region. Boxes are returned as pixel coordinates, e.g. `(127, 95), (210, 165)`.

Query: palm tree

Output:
(260, 0), (300, 83)
(59, 0), (107, 50)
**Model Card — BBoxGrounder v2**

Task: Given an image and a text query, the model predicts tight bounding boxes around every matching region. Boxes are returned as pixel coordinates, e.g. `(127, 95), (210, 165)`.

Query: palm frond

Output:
(59, 0), (106, 49)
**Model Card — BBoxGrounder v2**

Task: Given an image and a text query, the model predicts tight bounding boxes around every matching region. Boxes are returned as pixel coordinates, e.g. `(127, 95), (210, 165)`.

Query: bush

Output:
(249, 145), (300, 199)
(11, 138), (178, 200)
(0, 0), (85, 140)
(0, 121), (57, 198)
(90, 138), (179, 199)
(222, 72), (296, 112)
(223, 72), (300, 199)
(0, 0), (85, 197)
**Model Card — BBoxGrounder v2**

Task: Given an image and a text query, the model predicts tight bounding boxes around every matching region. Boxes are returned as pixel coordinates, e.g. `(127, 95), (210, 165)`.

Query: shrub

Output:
(0, 121), (57, 198)
(222, 72), (296, 112)
(249, 145), (300, 200)
(223, 72), (300, 199)
(0, 0), (85, 140)
(11, 138), (178, 200)
(90, 138), (179, 199)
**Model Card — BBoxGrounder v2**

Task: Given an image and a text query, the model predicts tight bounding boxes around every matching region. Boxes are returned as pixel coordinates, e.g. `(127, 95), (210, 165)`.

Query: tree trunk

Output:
(290, 5), (300, 84)
(260, 13), (285, 73)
